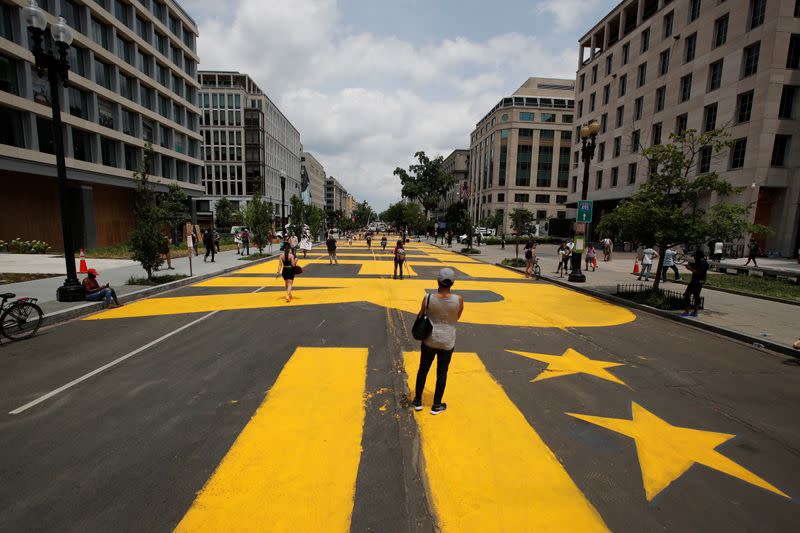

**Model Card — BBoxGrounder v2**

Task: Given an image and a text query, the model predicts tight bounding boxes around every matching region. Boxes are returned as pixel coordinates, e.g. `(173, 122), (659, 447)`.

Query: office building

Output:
(301, 151), (326, 210)
(325, 176), (347, 213)
(570, 0), (800, 256)
(437, 149), (469, 219)
(0, 0), (204, 248)
(197, 70), (301, 223)
(468, 77), (576, 233)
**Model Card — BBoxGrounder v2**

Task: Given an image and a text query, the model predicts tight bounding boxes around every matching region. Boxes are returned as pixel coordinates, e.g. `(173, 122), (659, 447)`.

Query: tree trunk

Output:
(515, 239), (519, 259)
(651, 243), (667, 291)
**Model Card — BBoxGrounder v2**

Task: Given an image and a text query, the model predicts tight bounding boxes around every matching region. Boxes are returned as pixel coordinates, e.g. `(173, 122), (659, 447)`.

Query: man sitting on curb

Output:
(82, 268), (122, 308)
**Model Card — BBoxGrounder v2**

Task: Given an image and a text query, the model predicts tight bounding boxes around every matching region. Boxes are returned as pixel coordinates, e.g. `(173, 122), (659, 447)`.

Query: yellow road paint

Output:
(403, 351), (609, 532)
(88, 277), (635, 328)
(509, 348), (627, 386)
(448, 262), (523, 279)
(568, 402), (789, 501)
(174, 347), (368, 532)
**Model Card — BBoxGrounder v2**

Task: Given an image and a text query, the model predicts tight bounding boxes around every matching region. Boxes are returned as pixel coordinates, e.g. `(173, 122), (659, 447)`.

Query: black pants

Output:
(662, 264), (680, 281)
(414, 343), (454, 405)
(204, 244), (215, 261)
(394, 259), (404, 279)
(684, 281), (703, 308)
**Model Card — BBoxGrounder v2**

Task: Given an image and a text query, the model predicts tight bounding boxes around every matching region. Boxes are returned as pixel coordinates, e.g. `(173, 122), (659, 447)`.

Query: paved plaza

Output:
(1, 241), (798, 532)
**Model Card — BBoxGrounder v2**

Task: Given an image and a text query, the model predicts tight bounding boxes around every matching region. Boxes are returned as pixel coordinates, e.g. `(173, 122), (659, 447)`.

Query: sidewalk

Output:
(0, 246), (279, 320)
(444, 242), (799, 353)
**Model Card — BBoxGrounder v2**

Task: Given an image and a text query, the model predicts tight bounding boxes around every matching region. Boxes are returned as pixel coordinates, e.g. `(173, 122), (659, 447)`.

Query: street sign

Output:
(577, 200), (593, 223)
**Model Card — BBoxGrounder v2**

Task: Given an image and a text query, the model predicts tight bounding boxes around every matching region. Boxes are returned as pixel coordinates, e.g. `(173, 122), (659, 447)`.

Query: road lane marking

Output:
(10, 287), (266, 416)
(174, 347), (368, 532)
(508, 348), (628, 386)
(403, 351), (610, 532)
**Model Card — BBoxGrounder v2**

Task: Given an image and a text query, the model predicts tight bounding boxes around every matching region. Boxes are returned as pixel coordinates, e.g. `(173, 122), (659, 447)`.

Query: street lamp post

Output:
(568, 120), (600, 283)
(279, 172), (286, 235)
(24, 2), (83, 301)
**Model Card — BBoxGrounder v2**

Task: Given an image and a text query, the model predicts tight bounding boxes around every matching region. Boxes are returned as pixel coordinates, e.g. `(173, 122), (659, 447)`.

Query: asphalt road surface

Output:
(1, 241), (798, 532)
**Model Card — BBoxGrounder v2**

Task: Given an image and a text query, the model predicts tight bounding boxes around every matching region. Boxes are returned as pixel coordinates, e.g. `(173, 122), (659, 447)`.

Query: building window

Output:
(703, 103), (718, 132)
(680, 74), (692, 102)
(655, 86), (666, 112)
(627, 163), (637, 184)
(770, 135), (790, 166)
(602, 84), (610, 105)
(98, 98), (115, 128)
(606, 54), (613, 75)
(788, 35), (800, 69)
(742, 42), (760, 78)
(796, 0), (800, 16)
(572, 176), (577, 193)
(615, 105), (624, 128)
(598, 142), (605, 161)
(708, 60), (723, 91)
(611, 167), (619, 186)
(689, 0), (701, 22)
(0, 4), (15, 42)
(736, 91), (754, 123)
(652, 122), (662, 145)
(637, 63), (647, 87)
(698, 146), (712, 174)
(622, 43), (630, 65)
(779, 85), (797, 118)
(101, 137), (118, 167)
(562, 114), (573, 123)
(676, 113), (688, 134)
(658, 50), (670, 76)
(556, 195), (567, 204)
(540, 129), (555, 140)
(69, 87), (90, 119)
(37, 116), (54, 154)
(514, 194), (529, 202)
(595, 170), (603, 189)
(535, 194), (551, 203)
(749, 0), (766, 29)
(619, 74), (627, 97)
(94, 59), (113, 90)
(558, 146), (570, 187)
(561, 131), (572, 142)
(520, 112), (534, 121)
(730, 138), (747, 168)
(0, 55), (20, 96)
(122, 109), (137, 136)
(536, 145), (553, 187)
(663, 11), (674, 38)
(601, 112), (608, 133)
(541, 113), (555, 123)
(634, 96), (643, 120)
(632, 130), (641, 152)
(0, 106), (26, 148)
(579, 73), (585, 92)
(613, 136), (621, 157)
(713, 15), (729, 48)
(684, 33), (697, 63)
(591, 65), (598, 84)
(62, 0), (83, 32)
(641, 28), (650, 53)
(91, 18), (109, 49)
(515, 145), (531, 186)
(589, 92), (596, 112)
(536, 210), (547, 220)
(72, 128), (93, 162)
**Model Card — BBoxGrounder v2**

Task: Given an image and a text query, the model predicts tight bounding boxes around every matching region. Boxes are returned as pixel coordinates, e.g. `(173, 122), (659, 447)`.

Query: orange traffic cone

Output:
(632, 258), (640, 275)
(79, 248), (88, 273)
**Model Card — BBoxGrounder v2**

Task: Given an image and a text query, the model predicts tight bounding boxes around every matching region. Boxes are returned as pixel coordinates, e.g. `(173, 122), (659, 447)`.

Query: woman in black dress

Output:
(276, 239), (297, 302)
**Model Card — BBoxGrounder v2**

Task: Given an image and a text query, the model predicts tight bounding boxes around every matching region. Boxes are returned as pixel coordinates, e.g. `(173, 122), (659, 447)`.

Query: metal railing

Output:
(616, 283), (704, 310)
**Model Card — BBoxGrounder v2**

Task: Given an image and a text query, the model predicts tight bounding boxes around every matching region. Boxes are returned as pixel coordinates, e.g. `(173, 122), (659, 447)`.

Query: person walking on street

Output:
(524, 239), (536, 278)
(661, 246), (680, 282)
(289, 233), (299, 255)
(381, 235), (387, 252)
(156, 232), (175, 270)
(393, 239), (406, 280)
(637, 245), (658, 281)
(276, 239), (298, 302)
(682, 251), (709, 317)
(556, 243), (567, 276)
(744, 239), (759, 267)
(366, 233), (372, 250)
(447, 231), (453, 248)
(712, 239), (724, 262)
(500, 232), (506, 250)
(585, 243), (597, 272)
(326, 233), (338, 265)
(203, 229), (215, 262)
(476, 232), (482, 247)
(213, 229), (221, 253)
(412, 268), (464, 415)
(602, 237), (613, 261)
(82, 268), (122, 308)
(299, 235), (311, 258)
(241, 229), (250, 256)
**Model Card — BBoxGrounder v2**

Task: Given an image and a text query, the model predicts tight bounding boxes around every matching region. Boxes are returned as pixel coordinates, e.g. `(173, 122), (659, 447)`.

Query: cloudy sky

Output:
(181, 0), (615, 211)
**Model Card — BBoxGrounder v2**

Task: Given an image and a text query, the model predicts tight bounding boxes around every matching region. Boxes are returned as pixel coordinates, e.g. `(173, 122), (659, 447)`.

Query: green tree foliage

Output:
(597, 128), (771, 290)
(306, 205), (323, 240)
(326, 209), (344, 232)
(352, 201), (376, 228)
(129, 143), (163, 279)
(380, 201), (426, 233)
(393, 152), (456, 218)
(214, 197), (237, 231)
(158, 183), (188, 240)
(244, 194), (274, 252)
(480, 210), (504, 231)
(509, 208), (535, 258)
(289, 195), (305, 235)
(445, 200), (472, 234)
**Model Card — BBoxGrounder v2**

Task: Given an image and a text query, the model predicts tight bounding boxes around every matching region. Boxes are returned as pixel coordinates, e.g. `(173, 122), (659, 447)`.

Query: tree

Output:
(129, 143), (163, 278)
(597, 128), (771, 291)
(158, 183), (188, 243)
(480, 210), (503, 232)
(509, 208), (535, 258)
(214, 197), (237, 231)
(380, 201), (425, 233)
(244, 194), (273, 252)
(352, 201), (375, 228)
(289, 195), (304, 235)
(306, 205), (323, 241)
(393, 152), (456, 219)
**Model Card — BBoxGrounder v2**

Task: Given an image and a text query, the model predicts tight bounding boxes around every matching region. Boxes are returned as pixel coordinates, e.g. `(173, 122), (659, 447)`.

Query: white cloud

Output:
(535, 0), (605, 32)
(184, 0), (579, 211)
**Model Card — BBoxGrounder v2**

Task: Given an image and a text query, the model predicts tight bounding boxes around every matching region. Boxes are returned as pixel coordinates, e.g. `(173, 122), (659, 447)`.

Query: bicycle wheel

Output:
(1, 301), (43, 341)
(534, 263), (541, 280)
(674, 253), (686, 265)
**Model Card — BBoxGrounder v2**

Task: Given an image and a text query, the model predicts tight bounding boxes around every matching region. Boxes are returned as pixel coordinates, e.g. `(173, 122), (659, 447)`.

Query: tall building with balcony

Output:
(197, 70), (301, 223)
(301, 151), (326, 210)
(569, 0), (800, 256)
(325, 176), (347, 213)
(0, 0), (204, 248)
(468, 78), (576, 233)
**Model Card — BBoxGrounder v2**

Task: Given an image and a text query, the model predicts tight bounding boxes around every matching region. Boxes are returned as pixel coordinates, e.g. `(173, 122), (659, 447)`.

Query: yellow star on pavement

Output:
(567, 402), (789, 501)
(508, 348), (626, 386)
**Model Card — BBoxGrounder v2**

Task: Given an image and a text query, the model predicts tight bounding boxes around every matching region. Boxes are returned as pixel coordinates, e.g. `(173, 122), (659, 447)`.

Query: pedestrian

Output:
(500, 232), (506, 250)
(744, 239), (759, 267)
(213, 229), (221, 253)
(661, 246), (680, 282)
(556, 243), (567, 275)
(585, 243), (596, 272)
(156, 232), (175, 270)
(203, 229), (215, 262)
(326, 233), (338, 265)
(348, 233), (353, 246)
(524, 239), (536, 278)
(235, 229), (242, 255)
(276, 239), (298, 302)
(411, 267), (464, 415)
(366, 233), (372, 250)
(241, 229), (250, 256)
(637, 245), (658, 281)
(381, 235), (387, 252)
(393, 239), (406, 280)
(476, 232), (482, 247)
(82, 268), (122, 308)
(299, 234), (312, 258)
(289, 233), (299, 255)
(681, 250), (709, 317)
(602, 237), (613, 261)
(447, 231), (453, 248)
(713, 239), (724, 262)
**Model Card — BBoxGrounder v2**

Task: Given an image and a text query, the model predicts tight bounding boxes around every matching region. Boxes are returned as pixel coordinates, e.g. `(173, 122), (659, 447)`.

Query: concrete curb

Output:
(39, 252), (279, 328)
(489, 260), (799, 359)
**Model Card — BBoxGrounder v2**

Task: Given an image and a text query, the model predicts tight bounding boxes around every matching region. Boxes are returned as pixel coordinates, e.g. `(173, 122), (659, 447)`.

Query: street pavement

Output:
(1, 240), (798, 532)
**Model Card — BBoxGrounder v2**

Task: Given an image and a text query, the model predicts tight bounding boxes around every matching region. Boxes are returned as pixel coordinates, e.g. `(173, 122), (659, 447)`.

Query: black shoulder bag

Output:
(412, 294), (433, 341)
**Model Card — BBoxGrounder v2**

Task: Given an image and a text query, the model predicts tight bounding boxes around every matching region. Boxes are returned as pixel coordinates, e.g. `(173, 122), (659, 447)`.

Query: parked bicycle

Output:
(1, 293), (43, 341)
(532, 257), (542, 280)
